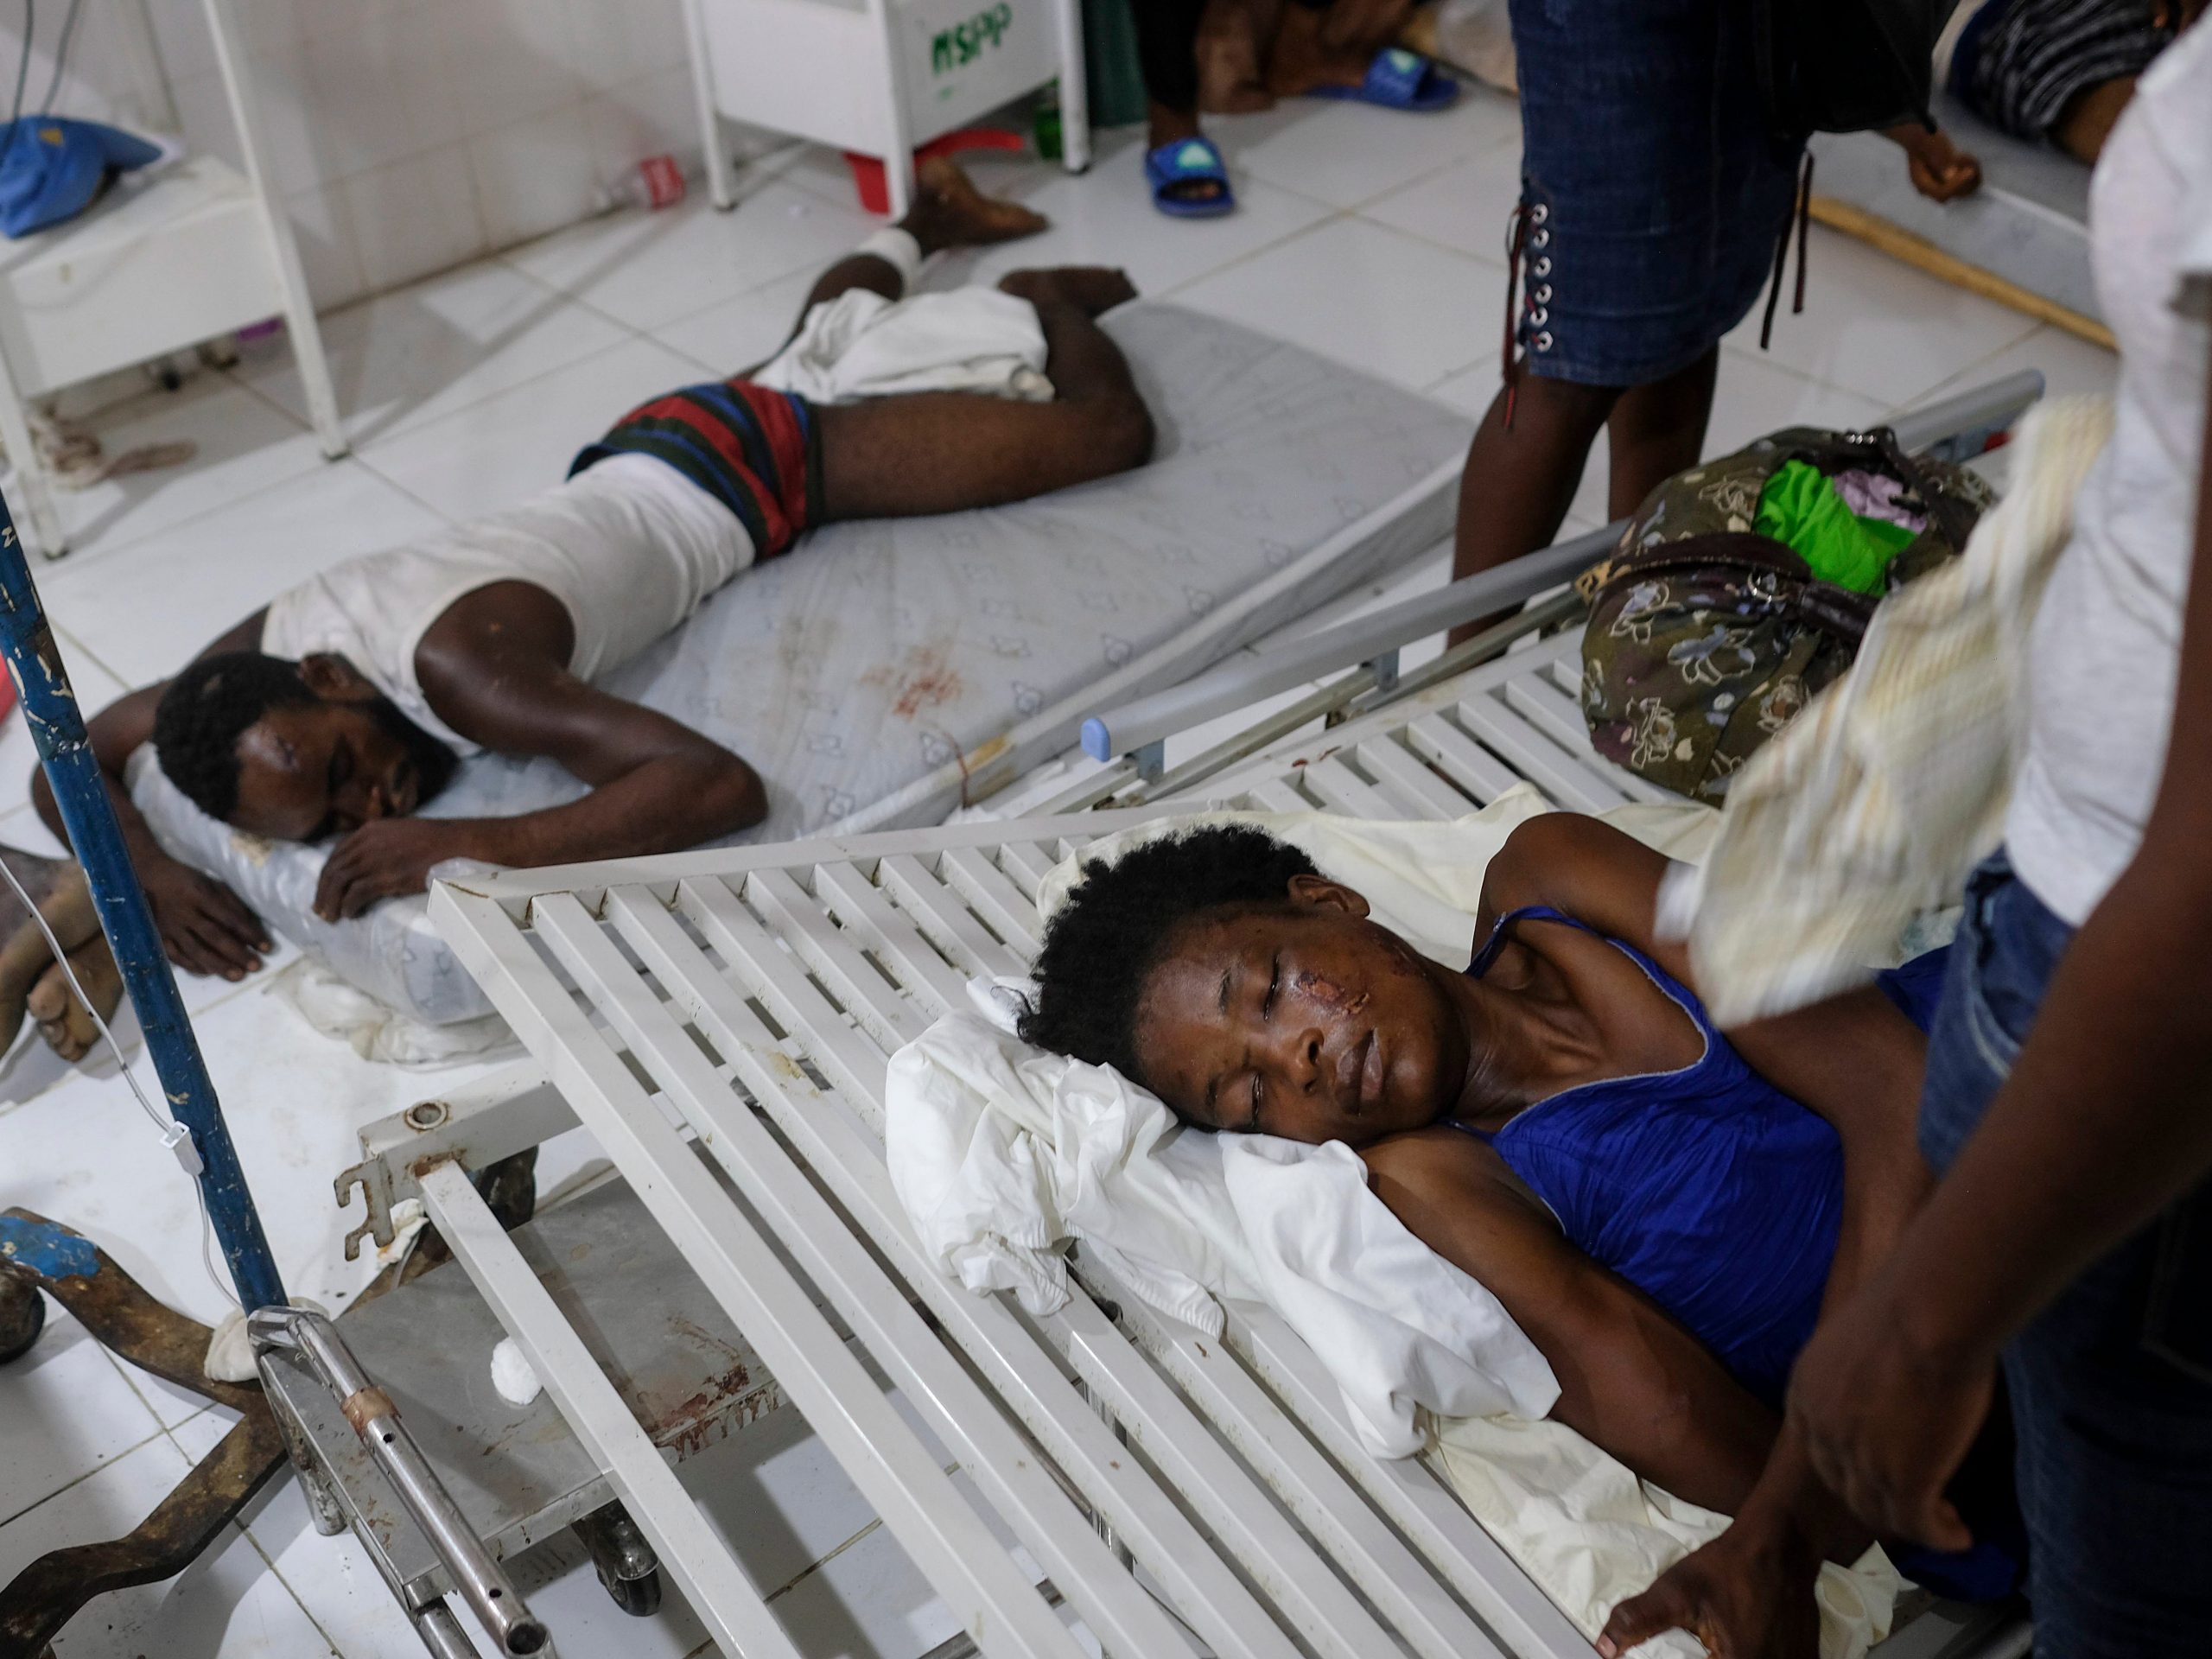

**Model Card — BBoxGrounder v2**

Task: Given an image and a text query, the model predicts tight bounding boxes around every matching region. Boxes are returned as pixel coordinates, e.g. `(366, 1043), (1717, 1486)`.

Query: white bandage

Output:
(855, 226), (924, 288)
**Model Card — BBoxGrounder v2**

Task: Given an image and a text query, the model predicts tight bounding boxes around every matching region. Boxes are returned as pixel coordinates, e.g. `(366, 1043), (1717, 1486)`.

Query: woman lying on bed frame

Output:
(1021, 814), (2023, 1658)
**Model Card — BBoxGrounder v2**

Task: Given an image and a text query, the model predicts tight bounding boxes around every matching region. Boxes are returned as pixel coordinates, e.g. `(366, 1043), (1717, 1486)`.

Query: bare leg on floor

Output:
(1604, 346), (1719, 520)
(0, 852), (118, 1060)
(2053, 76), (2136, 168)
(1447, 350), (1719, 643)
(816, 268), (1153, 518)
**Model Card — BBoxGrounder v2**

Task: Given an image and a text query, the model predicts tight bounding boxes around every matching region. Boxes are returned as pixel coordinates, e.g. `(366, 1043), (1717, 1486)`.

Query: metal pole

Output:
(0, 493), (286, 1313)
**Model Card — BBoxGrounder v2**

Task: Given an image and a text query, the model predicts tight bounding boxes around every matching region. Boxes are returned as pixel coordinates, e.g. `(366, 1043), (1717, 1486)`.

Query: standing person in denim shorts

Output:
(1600, 13), (2212, 1658)
(1449, 0), (1805, 628)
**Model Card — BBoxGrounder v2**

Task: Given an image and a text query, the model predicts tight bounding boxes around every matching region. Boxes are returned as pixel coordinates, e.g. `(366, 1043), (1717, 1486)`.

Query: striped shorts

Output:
(570, 378), (823, 561)
(1948, 0), (2173, 143)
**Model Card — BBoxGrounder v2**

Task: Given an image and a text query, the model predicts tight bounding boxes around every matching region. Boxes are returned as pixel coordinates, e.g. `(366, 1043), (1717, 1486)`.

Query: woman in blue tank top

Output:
(1021, 810), (2021, 1639)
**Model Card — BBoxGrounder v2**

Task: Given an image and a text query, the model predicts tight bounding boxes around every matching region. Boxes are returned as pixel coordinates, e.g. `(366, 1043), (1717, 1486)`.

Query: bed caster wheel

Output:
(574, 1499), (661, 1618)
(0, 1277), (45, 1364)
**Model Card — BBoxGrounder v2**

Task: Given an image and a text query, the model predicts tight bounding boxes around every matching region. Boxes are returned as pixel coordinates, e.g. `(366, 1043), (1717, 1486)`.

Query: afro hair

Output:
(1017, 823), (1319, 1095)
(152, 652), (315, 823)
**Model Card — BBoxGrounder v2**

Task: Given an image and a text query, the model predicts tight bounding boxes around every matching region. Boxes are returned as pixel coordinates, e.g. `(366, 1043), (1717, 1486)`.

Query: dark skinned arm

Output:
(1363, 1129), (1783, 1518)
(1481, 811), (1932, 1654)
(1790, 333), (2212, 1548)
(30, 613), (272, 978)
(313, 582), (766, 919)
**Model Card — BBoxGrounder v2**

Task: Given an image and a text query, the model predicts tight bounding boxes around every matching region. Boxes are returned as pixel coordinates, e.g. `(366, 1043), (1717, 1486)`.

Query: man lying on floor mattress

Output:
(1011, 808), (2025, 1654)
(10, 161), (1470, 1052)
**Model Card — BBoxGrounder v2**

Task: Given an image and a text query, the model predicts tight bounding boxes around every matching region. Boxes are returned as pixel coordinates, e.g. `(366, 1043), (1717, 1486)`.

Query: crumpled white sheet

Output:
(888, 792), (1720, 1459)
(888, 979), (1562, 1457)
(1428, 1415), (1901, 1659)
(753, 287), (1052, 405)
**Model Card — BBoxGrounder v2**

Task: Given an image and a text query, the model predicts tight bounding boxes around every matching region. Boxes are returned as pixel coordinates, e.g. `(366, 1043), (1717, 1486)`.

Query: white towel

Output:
(753, 287), (1053, 405)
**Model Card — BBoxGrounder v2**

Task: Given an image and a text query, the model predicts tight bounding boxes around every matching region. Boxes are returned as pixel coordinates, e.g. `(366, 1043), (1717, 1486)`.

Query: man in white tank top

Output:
(28, 163), (1153, 1014)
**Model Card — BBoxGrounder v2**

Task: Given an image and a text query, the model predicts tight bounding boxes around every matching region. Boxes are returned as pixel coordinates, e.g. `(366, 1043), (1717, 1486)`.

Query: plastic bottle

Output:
(1032, 85), (1063, 163)
(593, 154), (689, 214)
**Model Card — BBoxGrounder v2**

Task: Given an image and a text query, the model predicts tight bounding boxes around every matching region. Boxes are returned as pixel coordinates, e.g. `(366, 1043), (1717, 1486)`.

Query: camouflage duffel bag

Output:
(1577, 425), (1991, 804)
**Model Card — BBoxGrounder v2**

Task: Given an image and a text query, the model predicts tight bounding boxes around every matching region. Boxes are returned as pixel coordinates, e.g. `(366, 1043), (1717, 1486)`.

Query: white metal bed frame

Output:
(336, 373), (2048, 1657)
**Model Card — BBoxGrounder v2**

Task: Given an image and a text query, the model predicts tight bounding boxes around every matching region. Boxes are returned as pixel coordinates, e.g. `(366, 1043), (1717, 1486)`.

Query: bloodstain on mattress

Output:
(864, 643), (965, 720)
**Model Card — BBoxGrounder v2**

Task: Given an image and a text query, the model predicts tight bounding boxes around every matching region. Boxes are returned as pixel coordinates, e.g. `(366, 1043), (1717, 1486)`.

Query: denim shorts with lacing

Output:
(1504, 0), (1802, 388)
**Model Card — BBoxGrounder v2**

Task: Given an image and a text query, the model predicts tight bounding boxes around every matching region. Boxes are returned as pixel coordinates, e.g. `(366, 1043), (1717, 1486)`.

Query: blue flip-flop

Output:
(1144, 136), (1236, 219)
(1309, 48), (1459, 112)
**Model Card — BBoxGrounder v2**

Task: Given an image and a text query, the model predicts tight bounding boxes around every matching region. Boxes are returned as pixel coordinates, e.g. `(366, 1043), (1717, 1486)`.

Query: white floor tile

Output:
(504, 182), (873, 332)
(0, 978), (495, 1328)
(1901, 321), (2119, 412)
(0, 1310), (168, 1525)
(647, 267), (822, 382)
(1221, 83), (1530, 211)
(36, 462), (450, 686)
(928, 131), (1335, 304)
(1363, 141), (1525, 263)
(1706, 347), (1890, 451)
(358, 334), (713, 524)
(1218, 83), (1522, 211)
(1173, 217), (1502, 391)
(1726, 226), (2039, 409)
(236, 259), (634, 447)
(47, 376), (327, 568)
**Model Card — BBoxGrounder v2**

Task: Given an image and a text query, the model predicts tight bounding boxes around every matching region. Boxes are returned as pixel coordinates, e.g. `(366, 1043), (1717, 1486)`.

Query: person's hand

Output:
(1787, 1274), (1993, 1550)
(1907, 145), (1982, 203)
(1598, 1516), (1821, 1659)
(314, 819), (485, 923)
(143, 856), (270, 980)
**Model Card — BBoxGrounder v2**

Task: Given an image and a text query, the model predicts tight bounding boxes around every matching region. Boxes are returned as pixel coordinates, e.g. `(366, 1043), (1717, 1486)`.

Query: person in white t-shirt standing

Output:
(1599, 10), (2212, 1657)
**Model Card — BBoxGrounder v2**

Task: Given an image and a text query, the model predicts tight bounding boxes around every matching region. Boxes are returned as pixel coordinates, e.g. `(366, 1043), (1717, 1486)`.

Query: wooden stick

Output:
(1808, 194), (2117, 353)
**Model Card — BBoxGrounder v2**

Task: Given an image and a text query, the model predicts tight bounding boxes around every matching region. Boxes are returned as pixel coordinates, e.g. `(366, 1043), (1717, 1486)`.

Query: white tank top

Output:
(261, 455), (753, 755)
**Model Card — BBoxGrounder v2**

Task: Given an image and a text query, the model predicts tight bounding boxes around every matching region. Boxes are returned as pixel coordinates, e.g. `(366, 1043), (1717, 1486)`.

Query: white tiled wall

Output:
(58, 0), (721, 311)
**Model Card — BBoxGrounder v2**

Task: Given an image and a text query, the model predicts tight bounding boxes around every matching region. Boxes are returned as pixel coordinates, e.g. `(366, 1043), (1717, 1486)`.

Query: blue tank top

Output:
(1458, 907), (1948, 1407)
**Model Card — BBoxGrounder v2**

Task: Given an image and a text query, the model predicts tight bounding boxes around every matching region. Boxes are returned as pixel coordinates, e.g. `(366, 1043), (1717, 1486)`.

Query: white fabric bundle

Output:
(753, 287), (1052, 405)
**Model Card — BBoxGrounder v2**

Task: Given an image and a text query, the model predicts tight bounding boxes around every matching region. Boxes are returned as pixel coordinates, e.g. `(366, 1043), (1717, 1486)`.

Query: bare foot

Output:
(997, 266), (1139, 318)
(902, 156), (1048, 254)
(28, 936), (123, 1063)
(0, 858), (100, 1054)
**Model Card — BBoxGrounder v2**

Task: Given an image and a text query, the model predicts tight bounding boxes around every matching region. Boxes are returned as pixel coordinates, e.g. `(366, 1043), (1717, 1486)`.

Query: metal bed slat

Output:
(626, 890), (1312, 1659)
(1404, 712), (1523, 804)
(1357, 736), (1478, 821)
(1050, 1293), (1408, 1659)
(1224, 1306), (1593, 1659)
(1500, 675), (1672, 807)
(996, 841), (1059, 903)
(1453, 697), (1623, 814)
(684, 880), (895, 1114)
(1300, 754), (1402, 821)
(879, 853), (1027, 980)
(1244, 776), (1315, 814)
(574, 891), (1214, 1659)
(521, 891), (1090, 1659)
(1502, 676), (1603, 766)
(747, 868), (927, 1054)
(811, 861), (970, 1017)
(413, 1162), (808, 1659)
(938, 844), (1046, 958)
(436, 887), (1077, 1659)
(1097, 1274), (1508, 1659)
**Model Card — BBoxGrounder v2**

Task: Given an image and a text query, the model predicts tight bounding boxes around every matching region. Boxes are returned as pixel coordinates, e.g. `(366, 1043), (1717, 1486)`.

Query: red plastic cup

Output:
(843, 128), (1027, 215)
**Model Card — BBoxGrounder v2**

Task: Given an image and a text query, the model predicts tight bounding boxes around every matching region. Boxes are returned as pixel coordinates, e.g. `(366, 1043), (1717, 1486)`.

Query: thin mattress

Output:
(129, 302), (1471, 1023)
